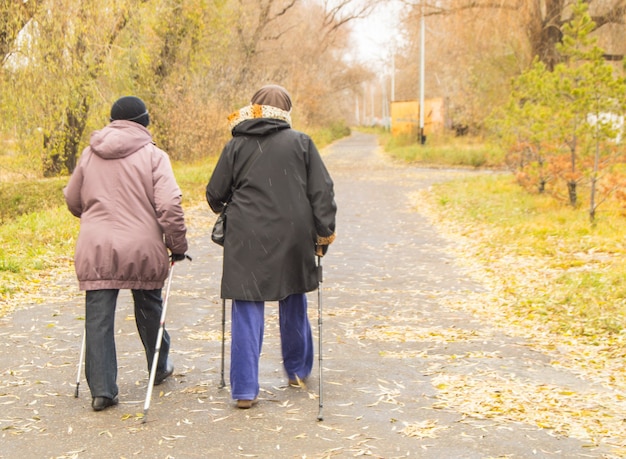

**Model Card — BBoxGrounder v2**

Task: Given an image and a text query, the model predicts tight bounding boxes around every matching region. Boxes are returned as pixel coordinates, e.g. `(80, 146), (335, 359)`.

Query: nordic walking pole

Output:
(219, 298), (226, 389)
(142, 261), (175, 424)
(74, 328), (86, 398)
(316, 255), (324, 421)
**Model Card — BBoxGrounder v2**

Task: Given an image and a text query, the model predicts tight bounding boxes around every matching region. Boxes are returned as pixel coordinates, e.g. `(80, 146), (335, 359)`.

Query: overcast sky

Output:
(349, 1), (403, 64)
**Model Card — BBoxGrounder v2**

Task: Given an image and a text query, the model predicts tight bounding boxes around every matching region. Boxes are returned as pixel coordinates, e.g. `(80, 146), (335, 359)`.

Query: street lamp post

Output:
(418, 0), (426, 144)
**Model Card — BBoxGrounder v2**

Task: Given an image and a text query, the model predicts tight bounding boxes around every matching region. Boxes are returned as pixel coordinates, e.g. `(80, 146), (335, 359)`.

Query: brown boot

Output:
(236, 398), (258, 409)
(288, 375), (307, 388)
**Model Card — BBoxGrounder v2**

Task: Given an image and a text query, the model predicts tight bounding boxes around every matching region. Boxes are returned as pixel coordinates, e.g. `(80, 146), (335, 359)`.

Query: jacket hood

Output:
(232, 118), (291, 137)
(228, 104), (291, 137)
(89, 120), (153, 160)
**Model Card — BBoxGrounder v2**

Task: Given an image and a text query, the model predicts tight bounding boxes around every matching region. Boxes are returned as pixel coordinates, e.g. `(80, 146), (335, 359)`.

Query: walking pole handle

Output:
(317, 256), (323, 283)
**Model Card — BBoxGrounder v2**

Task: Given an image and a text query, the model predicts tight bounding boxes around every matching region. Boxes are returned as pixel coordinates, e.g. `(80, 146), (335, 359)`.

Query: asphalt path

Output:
(0, 132), (616, 458)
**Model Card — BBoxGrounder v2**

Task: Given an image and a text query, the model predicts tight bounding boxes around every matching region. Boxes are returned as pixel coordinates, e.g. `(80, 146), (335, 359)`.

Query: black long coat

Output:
(206, 117), (336, 301)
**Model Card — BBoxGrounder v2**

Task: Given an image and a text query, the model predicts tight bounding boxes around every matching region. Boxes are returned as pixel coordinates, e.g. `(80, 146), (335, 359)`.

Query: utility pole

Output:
(362, 82), (367, 126)
(391, 50), (395, 102)
(381, 75), (388, 129)
(418, 0), (426, 144)
(370, 83), (375, 124)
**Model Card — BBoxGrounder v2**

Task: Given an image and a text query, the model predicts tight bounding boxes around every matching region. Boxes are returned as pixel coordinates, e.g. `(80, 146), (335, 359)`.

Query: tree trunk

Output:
(526, 0), (565, 70)
(567, 180), (577, 207)
(42, 96), (88, 176)
(64, 97), (89, 173)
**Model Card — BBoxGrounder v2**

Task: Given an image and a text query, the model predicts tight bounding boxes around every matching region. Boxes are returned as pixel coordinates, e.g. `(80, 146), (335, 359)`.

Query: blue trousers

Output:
(84, 289), (170, 399)
(230, 293), (313, 400)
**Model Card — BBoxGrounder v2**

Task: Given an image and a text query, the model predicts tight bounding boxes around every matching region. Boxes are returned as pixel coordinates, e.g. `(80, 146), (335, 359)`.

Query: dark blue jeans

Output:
(85, 289), (170, 399)
(230, 293), (313, 400)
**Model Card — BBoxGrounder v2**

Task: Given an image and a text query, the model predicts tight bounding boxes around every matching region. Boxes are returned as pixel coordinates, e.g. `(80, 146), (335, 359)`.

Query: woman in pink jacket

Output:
(64, 96), (189, 411)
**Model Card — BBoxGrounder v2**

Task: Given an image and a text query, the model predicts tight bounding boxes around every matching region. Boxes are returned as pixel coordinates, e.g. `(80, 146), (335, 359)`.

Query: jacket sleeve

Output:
(152, 148), (188, 255)
(305, 137), (337, 239)
(206, 142), (235, 214)
(63, 149), (88, 218)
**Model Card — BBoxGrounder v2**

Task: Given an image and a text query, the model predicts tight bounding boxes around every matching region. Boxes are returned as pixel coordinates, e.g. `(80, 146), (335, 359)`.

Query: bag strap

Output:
(226, 136), (268, 203)
(235, 141), (263, 187)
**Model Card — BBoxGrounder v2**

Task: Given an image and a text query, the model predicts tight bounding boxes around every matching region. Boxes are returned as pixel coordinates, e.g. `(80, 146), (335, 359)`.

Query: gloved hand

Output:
(315, 244), (328, 257)
(170, 253), (192, 262)
(315, 233), (336, 257)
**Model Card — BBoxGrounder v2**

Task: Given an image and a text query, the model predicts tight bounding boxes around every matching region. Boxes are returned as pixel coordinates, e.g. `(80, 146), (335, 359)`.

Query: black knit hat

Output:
(110, 96), (150, 127)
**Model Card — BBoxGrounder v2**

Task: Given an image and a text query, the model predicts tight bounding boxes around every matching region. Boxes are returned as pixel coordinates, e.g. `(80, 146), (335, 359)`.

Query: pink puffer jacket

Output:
(64, 120), (188, 290)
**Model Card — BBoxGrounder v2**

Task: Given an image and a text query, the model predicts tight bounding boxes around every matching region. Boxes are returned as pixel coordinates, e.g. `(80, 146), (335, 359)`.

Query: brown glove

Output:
(315, 233), (336, 257)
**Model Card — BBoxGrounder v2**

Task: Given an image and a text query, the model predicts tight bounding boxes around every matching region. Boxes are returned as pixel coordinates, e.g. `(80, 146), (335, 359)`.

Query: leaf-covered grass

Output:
(0, 206), (78, 312)
(421, 173), (626, 339)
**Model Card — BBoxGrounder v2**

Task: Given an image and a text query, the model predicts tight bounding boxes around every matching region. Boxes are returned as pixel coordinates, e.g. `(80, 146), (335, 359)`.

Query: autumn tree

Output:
(0, 0), (41, 62)
(489, 2), (626, 221)
(116, 0), (232, 160)
(402, 0), (626, 69)
(140, 0), (375, 158)
(553, 2), (626, 219)
(3, 0), (147, 176)
(0, 0), (379, 176)
(394, 1), (532, 133)
(395, 0), (626, 133)
(488, 60), (560, 194)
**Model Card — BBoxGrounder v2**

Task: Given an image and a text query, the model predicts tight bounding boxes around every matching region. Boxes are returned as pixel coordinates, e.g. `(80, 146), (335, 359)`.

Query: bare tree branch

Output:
(236, 0), (297, 58)
(322, 0), (377, 31)
(589, 0), (626, 27)
(312, 0), (379, 55)
(400, 0), (626, 69)
(398, 0), (522, 17)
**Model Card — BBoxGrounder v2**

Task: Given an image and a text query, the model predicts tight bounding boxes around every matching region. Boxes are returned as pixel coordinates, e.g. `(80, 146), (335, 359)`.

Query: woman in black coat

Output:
(206, 85), (336, 408)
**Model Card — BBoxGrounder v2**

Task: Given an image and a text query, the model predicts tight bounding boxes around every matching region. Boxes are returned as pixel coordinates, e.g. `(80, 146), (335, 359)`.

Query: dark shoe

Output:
(91, 396), (119, 412)
(236, 398), (258, 409)
(154, 360), (174, 386)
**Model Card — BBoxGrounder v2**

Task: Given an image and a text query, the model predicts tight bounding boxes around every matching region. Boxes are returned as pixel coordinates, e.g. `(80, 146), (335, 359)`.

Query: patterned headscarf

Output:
(228, 85), (293, 131)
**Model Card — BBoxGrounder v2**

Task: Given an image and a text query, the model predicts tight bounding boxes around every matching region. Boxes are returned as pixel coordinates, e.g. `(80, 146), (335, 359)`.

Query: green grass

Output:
(172, 157), (218, 208)
(0, 178), (68, 224)
(308, 123), (351, 150)
(377, 130), (626, 341)
(423, 173), (626, 339)
(379, 129), (506, 168)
